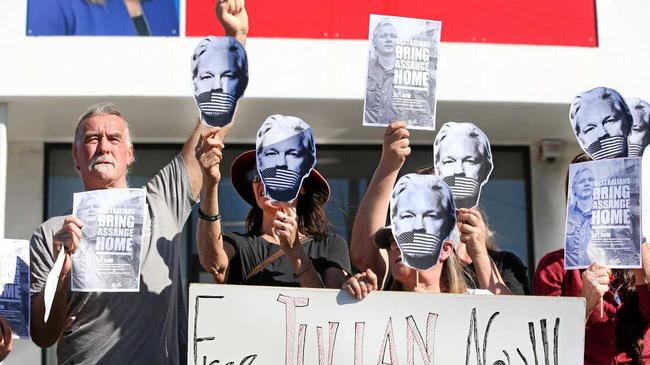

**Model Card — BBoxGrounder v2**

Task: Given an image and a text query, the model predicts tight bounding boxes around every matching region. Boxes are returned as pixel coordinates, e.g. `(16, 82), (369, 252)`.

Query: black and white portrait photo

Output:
(191, 36), (248, 128)
(363, 15), (440, 130)
(434, 122), (493, 209)
(390, 174), (456, 270)
(569, 87), (633, 160)
(564, 166), (594, 268)
(626, 98), (650, 157)
(72, 193), (103, 291)
(255, 115), (316, 203)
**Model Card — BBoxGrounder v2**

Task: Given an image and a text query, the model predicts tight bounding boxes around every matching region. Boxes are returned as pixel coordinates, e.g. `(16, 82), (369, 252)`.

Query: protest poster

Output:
(189, 284), (585, 365)
(433, 122), (494, 209)
(363, 15), (441, 130)
(0, 239), (29, 339)
(564, 158), (642, 269)
(256, 115), (317, 203)
(626, 98), (650, 157)
(72, 188), (146, 292)
(389, 174), (456, 270)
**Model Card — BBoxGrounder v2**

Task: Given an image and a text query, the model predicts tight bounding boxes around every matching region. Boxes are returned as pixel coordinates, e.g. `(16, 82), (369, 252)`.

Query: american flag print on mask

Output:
(586, 136), (626, 160)
(396, 231), (441, 258)
(628, 143), (644, 157)
(442, 175), (479, 199)
(196, 90), (236, 117)
(261, 167), (301, 191)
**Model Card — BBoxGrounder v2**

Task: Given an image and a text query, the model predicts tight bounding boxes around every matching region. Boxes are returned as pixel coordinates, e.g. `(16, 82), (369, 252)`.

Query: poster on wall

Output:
(189, 284), (586, 365)
(363, 14), (441, 130)
(72, 188), (146, 292)
(564, 158), (642, 269)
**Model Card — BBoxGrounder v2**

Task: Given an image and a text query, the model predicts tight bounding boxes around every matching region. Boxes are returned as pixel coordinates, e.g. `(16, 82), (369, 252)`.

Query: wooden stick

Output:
(600, 299), (603, 318)
(416, 270), (420, 287)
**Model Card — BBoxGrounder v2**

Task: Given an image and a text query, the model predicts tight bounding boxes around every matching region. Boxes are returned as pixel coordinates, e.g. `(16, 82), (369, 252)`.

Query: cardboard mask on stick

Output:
(191, 36), (248, 127)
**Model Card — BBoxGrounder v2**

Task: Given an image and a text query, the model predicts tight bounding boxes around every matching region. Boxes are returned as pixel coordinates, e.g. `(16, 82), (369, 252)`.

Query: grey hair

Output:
(569, 87), (633, 137)
(74, 102), (132, 146)
(390, 174), (456, 234)
(372, 19), (396, 40)
(433, 122), (493, 182)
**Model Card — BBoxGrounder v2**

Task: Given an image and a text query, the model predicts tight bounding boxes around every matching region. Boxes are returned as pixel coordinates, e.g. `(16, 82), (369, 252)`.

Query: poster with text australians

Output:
(72, 188), (146, 292)
(0, 239), (30, 339)
(363, 14), (441, 131)
(564, 158), (642, 270)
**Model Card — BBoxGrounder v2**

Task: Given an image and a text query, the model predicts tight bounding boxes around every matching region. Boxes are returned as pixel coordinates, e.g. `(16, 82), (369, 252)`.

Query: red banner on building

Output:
(186, 0), (597, 47)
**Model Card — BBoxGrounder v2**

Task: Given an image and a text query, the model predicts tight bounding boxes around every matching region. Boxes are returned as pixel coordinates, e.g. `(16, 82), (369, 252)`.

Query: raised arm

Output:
(635, 241), (650, 320)
(350, 121), (410, 286)
(195, 130), (235, 283)
(182, 0), (249, 198)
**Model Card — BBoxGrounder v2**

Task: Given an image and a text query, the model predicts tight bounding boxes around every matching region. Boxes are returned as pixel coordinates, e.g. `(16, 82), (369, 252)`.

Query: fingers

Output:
(457, 208), (483, 227)
(54, 217), (84, 255)
(365, 269), (378, 291)
(344, 273), (377, 300)
(384, 121), (409, 136)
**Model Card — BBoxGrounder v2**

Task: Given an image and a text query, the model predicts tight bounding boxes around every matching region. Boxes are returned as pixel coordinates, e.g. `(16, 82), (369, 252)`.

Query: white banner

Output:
(189, 284), (585, 365)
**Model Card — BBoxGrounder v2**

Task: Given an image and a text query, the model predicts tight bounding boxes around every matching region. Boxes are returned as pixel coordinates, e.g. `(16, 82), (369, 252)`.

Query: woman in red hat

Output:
(194, 125), (351, 289)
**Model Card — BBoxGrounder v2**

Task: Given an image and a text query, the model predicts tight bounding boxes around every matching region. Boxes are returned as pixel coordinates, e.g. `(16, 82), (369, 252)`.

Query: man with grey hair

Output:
(434, 122), (494, 209)
(28, 2), (247, 363)
(364, 19), (398, 126)
(569, 87), (633, 160)
(626, 98), (650, 157)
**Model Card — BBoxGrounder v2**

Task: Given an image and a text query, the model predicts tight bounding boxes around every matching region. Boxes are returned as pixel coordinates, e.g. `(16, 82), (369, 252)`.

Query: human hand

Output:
(580, 263), (610, 317)
(273, 207), (300, 253)
(216, 0), (248, 44)
(457, 208), (489, 260)
(342, 269), (378, 300)
(0, 316), (12, 361)
(53, 216), (83, 275)
(195, 128), (225, 184)
(379, 121), (411, 173)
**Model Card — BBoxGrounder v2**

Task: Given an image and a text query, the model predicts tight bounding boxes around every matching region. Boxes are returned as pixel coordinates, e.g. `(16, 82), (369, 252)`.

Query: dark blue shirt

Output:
(27, 0), (179, 36)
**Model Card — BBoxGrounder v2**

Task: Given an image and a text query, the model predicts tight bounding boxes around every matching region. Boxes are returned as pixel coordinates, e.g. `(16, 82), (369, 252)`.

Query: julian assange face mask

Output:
(191, 36), (248, 128)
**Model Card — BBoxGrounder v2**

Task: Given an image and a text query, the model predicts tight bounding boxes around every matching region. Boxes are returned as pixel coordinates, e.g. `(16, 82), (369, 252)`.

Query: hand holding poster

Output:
(0, 239), (29, 339)
(72, 188), (146, 292)
(564, 158), (642, 269)
(363, 15), (441, 130)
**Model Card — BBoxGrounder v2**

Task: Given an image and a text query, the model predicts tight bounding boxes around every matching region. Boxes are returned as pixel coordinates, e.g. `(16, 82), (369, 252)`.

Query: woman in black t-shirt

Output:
(194, 130), (350, 288)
